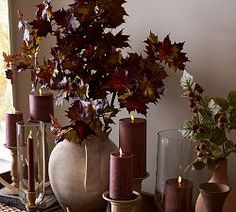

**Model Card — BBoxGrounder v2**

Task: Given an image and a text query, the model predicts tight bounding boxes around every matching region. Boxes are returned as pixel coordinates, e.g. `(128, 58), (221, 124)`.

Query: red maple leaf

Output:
(105, 71), (127, 91)
(35, 1), (52, 20)
(119, 95), (148, 115)
(73, 121), (94, 141)
(5, 69), (15, 84)
(158, 35), (172, 61)
(30, 19), (52, 37)
(50, 115), (62, 134)
(66, 100), (84, 121)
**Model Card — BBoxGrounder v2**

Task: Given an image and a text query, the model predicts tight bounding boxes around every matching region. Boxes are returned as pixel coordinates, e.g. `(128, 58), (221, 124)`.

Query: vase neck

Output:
(209, 159), (229, 185)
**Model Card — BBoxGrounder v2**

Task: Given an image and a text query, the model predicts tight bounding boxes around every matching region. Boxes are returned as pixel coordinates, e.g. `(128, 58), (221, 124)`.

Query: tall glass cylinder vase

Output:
(16, 120), (45, 206)
(155, 129), (195, 212)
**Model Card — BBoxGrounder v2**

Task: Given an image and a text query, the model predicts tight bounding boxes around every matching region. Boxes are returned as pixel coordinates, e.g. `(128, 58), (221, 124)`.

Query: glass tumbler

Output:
(155, 129), (195, 211)
(16, 120), (45, 205)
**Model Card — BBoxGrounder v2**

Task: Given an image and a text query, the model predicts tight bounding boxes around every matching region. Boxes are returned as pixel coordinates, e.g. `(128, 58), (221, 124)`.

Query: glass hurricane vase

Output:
(155, 129), (195, 212)
(16, 120), (45, 206)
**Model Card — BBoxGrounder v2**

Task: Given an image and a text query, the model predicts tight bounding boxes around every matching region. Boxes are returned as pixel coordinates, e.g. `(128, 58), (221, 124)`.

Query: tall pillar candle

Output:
(27, 131), (35, 192)
(5, 111), (23, 147)
(164, 177), (193, 212)
(109, 150), (133, 200)
(119, 118), (146, 178)
(29, 92), (54, 122)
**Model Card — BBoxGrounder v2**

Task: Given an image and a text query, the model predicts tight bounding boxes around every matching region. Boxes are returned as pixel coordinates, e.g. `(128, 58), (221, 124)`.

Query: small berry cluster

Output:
(194, 143), (212, 169)
(188, 83), (204, 113)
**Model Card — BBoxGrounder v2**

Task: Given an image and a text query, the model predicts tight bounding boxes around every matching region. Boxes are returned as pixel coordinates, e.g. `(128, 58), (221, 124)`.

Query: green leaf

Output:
(225, 140), (234, 149)
(228, 90), (236, 107)
(211, 151), (225, 160)
(233, 144), (236, 153)
(180, 70), (195, 90)
(208, 99), (222, 116)
(192, 130), (211, 141)
(207, 160), (218, 171)
(209, 128), (226, 145)
(180, 121), (194, 139)
(229, 108), (236, 129)
(63, 128), (78, 142)
(192, 159), (205, 170)
(213, 97), (229, 110)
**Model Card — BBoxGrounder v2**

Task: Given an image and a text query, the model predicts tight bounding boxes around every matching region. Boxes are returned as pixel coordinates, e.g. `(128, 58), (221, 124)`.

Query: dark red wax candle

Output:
(27, 131), (35, 192)
(29, 92), (54, 122)
(5, 111), (23, 147)
(109, 150), (133, 200)
(164, 177), (193, 212)
(119, 118), (146, 178)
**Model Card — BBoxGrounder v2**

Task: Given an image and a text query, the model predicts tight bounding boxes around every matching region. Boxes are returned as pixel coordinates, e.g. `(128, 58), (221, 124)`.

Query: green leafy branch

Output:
(180, 71), (236, 170)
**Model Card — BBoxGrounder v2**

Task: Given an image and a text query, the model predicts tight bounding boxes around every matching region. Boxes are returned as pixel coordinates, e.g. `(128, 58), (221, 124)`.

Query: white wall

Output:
(111, 0), (236, 193)
(11, 0), (236, 194)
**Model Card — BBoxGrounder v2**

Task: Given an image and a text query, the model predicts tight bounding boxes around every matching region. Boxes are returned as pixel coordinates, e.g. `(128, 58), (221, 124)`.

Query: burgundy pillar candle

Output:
(27, 131), (35, 192)
(164, 177), (193, 212)
(5, 111), (23, 147)
(119, 117), (146, 178)
(109, 149), (133, 200)
(29, 91), (54, 122)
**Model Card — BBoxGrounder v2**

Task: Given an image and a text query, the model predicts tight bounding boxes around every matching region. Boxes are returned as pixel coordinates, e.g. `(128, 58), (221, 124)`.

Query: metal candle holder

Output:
(1, 145), (19, 195)
(26, 191), (37, 212)
(103, 191), (141, 212)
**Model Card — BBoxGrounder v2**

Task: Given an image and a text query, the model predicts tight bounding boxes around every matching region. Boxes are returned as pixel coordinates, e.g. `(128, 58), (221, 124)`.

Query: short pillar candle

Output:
(109, 149), (133, 200)
(29, 91), (54, 122)
(164, 177), (193, 212)
(5, 111), (23, 147)
(119, 117), (146, 178)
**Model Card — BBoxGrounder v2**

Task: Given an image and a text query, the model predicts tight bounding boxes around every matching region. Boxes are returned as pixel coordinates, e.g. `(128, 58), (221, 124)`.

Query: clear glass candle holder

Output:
(16, 120), (45, 205)
(155, 129), (195, 211)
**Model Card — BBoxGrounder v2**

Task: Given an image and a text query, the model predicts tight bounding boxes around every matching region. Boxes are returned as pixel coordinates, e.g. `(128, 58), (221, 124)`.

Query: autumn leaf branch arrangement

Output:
(4, 0), (188, 143)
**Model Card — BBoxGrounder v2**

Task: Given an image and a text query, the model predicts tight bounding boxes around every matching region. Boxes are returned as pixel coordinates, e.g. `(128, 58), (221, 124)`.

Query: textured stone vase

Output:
(199, 183), (231, 212)
(195, 159), (236, 212)
(48, 134), (118, 212)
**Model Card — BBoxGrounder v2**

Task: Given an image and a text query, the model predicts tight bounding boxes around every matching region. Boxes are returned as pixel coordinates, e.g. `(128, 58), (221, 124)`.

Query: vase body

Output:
(48, 134), (118, 212)
(199, 183), (230, 212)
(195, 159), (236, 212)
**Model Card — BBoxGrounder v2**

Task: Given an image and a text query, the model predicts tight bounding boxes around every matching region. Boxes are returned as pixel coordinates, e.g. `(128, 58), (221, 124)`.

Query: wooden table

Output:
(0, 170), (158, 211)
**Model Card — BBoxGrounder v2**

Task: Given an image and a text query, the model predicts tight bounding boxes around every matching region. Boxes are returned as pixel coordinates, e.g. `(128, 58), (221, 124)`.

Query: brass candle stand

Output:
(103, 191), (141, 212)
(133, 172), (149, 193)
(26, 191), (38, 212)
(1, 145), (19, 195)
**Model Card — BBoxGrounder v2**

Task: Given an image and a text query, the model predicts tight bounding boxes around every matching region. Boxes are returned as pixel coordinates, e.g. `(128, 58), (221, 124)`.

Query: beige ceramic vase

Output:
(48, 134), (118, 212)
(195, 159), (236, 212)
